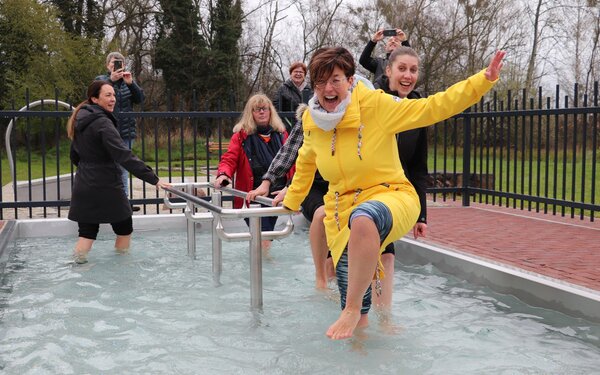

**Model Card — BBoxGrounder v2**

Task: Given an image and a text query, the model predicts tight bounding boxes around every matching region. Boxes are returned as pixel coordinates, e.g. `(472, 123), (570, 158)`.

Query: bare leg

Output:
(310, 206), (330, 289)
(261, 239), (273, 260)
(325, 256), (336, 283)
(326, 216), (379, 340)
(372, 253), (394, 309)
(74, 237), (94, 263)
(371, 252), (401, 334)
(115, 234), (131, 253)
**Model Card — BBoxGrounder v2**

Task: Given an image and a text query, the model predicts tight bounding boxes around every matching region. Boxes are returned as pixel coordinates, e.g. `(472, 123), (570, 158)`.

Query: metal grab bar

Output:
(214, 217), (294, 241)
(164, 183), (290, 218)
(170, 186), (294, 239)
(162, 183), (295, 310)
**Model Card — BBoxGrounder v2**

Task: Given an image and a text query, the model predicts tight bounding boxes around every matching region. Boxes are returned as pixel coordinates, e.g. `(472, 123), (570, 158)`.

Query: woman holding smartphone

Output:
(95, 52), (145, 211)
(359, 28), (410, 83)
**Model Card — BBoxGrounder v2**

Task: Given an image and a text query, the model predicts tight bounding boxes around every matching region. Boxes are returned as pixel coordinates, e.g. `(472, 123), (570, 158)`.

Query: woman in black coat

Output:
(67, 80), (169, 263)
(372, 46), (429, 308)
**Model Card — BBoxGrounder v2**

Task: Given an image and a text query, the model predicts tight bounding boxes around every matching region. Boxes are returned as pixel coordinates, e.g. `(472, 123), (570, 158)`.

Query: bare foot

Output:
(357, 313), (369, 329)
(316, 272), (336, 290)
(350, 327), (369, 354)
(115, 247), (129, 255)
(326, 308), (362, 340)
(315, 278), (328, 290)
(377, 311), (403, 335)
(73, 250), (89, 264)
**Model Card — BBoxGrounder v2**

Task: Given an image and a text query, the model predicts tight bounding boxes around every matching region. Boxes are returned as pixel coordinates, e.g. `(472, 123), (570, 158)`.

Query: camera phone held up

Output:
(113, 60), (123, 71)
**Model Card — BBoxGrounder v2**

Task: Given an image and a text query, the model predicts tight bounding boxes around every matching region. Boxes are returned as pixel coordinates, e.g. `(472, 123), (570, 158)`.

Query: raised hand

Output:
(372, 29), (384, 42)
(485, 50), (506, 81)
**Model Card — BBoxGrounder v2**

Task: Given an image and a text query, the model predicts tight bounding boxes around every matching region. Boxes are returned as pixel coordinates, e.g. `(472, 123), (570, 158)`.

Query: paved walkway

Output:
(419, 199), (600, 292)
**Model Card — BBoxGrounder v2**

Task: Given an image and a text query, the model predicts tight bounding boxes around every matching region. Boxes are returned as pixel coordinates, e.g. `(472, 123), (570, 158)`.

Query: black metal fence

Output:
(1, 83), (598, 221)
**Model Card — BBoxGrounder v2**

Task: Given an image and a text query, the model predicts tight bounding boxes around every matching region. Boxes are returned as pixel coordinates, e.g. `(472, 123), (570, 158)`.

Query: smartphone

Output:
(382, 29), (397, 37)
(113, 60), (123, 71)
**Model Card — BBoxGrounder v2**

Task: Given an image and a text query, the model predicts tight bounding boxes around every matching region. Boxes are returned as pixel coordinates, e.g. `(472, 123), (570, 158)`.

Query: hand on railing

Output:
(246, 180), (271, 203)
(156, 179), (172, 190)
(272, 186), (288, 207)
(214, 174), (231, 188)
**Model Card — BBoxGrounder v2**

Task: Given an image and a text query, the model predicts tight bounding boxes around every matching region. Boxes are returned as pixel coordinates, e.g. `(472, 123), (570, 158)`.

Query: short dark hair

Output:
(308, 47), (355, 87)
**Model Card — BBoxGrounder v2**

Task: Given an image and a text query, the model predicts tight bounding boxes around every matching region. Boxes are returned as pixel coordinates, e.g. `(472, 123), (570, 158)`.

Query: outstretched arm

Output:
(376, 50), (506, 134)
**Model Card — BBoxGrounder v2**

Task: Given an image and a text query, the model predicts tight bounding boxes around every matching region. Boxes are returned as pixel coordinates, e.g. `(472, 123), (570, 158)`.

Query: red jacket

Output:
(216, 129), (293, 208)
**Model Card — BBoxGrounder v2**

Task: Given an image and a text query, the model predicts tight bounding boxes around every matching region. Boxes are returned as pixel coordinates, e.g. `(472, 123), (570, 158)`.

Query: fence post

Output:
(462, 109), (471, 206)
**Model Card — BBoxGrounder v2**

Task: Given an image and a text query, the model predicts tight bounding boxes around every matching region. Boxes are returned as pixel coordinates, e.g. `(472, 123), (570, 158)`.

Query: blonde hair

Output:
(233, 94), (285, 134)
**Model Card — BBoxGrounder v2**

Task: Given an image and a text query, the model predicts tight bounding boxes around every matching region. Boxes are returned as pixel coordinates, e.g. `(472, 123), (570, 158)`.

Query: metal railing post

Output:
(163, 184), (293, 310)
(211, 190), (223, 285)
(248, 204), (263, 309)
(185, 184), (196, 259)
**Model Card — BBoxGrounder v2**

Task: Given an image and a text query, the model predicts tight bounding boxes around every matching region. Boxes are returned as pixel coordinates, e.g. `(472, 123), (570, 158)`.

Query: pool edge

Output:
(0, 220), (17, 274)
(395, 238), (600, 324)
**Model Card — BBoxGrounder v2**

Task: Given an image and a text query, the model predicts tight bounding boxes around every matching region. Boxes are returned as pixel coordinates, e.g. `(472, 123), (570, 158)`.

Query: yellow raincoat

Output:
(283, 70), (496, 267)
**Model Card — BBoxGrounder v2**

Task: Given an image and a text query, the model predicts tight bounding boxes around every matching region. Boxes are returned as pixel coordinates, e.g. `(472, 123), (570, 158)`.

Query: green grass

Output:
(2, 143), (597, 213)
(1, 139), (221, 184)
(428, 148), (599, 214)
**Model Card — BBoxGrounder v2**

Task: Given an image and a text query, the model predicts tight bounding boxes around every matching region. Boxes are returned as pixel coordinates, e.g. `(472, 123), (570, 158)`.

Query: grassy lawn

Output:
(2, 142), (597, 211)
(1, 140), (221, 184)
(428, 149), (599, 209)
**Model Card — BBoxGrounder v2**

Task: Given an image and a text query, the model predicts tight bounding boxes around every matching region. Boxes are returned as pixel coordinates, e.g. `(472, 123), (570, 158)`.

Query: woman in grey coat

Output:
(67, 80), (170, 263)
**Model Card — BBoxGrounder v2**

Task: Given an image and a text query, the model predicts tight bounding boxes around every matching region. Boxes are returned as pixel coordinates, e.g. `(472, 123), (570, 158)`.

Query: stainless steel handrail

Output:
(163, 182), (294, 309)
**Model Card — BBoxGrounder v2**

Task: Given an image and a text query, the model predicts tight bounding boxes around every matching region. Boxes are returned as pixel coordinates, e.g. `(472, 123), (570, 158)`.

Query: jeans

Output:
(121, 137), (134, 197)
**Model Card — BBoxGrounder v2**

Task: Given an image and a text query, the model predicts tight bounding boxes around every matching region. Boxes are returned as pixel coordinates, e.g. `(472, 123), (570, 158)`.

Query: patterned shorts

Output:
(336, 200), (393, 314)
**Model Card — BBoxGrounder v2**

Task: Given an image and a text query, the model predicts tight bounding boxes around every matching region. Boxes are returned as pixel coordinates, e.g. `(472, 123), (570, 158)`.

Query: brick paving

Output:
(420, 199), (600, 292)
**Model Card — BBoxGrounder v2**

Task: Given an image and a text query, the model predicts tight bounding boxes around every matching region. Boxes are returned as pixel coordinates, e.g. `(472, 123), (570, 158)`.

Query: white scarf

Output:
(307, 92), (352, 132)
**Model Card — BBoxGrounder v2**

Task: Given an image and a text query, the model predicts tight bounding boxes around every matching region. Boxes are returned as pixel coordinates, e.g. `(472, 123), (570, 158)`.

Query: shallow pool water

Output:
(1, 227), (600, 374)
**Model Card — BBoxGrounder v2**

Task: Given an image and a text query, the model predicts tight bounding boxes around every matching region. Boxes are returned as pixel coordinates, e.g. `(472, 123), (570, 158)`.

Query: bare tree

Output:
(352, 0), (523, 94)
(239, 0), (292, 96)
(103, 0), (160, 77)
(293, 0), (345, 58)
(556, 0), (600, 96)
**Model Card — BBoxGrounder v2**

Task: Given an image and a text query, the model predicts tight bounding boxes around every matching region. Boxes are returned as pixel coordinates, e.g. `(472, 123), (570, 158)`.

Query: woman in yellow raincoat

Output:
(281, 47), (505, 340)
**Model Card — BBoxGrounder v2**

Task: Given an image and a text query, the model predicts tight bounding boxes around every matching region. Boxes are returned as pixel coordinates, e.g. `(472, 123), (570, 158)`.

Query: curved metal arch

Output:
(5, 99), (72, 179)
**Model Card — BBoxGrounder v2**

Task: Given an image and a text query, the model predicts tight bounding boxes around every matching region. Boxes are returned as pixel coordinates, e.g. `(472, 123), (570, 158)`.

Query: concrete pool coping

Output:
(1, 214), (600, 324)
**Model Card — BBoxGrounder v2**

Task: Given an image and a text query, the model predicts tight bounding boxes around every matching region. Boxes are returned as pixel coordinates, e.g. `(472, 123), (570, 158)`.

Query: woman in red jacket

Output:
(214, 94), (292, 251)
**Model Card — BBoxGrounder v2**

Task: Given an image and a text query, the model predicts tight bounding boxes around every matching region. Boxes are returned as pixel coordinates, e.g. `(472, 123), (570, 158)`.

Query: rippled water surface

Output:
(1, 228), (600, 374)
